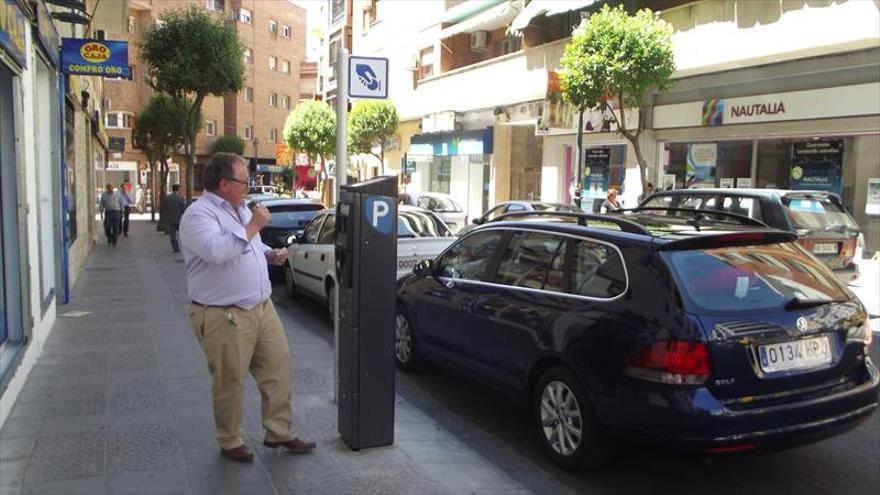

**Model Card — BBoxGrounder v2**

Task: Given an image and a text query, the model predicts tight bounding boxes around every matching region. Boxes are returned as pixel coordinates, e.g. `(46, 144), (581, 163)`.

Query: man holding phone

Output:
(179, 152), (315, 462)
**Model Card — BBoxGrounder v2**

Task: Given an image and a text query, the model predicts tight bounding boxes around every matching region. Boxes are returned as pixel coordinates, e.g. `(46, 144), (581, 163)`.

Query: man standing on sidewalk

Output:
(178, 152), (315, 463)
(100, 183), (123, 246)
(119, 180), (134, 237)
(162, 184), (186, 252)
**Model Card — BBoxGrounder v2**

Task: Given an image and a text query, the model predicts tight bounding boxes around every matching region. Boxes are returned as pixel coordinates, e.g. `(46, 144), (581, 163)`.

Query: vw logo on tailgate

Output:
(796, 317), (810, 333)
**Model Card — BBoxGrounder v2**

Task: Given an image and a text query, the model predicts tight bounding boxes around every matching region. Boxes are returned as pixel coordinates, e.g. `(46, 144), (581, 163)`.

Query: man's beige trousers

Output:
(189, 299), (294, 449)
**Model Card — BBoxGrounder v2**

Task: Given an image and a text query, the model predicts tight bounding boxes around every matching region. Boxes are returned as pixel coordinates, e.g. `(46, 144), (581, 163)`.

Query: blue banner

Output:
(790, 140), (843, 194)
(0, 0), (28, 69)
(61, 38), (130, 78)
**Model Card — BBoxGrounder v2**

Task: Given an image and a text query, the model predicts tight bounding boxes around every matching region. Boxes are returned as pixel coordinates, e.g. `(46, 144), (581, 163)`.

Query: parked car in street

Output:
(458, 200), (581, 236)
(638, 189), (862, 283)
(254, 198), (324, 249)
(394, 208), (877, 470)
(284, 205), (455, 318)
(399, 191), (468, 233)
(248, 185), (277, 196)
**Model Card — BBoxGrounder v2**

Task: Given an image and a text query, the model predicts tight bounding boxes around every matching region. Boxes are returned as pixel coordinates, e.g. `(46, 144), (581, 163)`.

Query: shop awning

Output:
(442, 0), (508, 24)
(440, 1), (522, 39)
(508, 0), (601, 35)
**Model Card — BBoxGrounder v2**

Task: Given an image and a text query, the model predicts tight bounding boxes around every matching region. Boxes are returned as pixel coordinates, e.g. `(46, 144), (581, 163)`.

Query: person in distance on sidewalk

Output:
(100, 183), (123, 246)
(178, 152), (316, 463)
(162, 183), (186, 253)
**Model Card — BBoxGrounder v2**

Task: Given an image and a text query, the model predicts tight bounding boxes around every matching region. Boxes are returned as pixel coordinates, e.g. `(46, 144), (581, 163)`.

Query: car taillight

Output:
(840, 238), (857, 262)
(847, 319), (873, 354)
(624, 341), (711, 385)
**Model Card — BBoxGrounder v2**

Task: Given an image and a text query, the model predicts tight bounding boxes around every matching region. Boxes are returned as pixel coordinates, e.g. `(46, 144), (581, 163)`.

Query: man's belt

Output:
(191, 300), (235, 309)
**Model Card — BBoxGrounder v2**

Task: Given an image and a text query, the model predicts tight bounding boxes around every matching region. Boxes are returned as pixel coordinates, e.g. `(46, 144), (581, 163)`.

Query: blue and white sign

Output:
(365, 195), (393, 235)
(349, 56), (388, 99)
(61, 38), (130, 78)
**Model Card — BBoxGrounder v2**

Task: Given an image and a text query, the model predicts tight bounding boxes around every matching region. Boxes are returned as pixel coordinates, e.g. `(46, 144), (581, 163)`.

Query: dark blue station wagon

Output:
(394, 211), (878, 470)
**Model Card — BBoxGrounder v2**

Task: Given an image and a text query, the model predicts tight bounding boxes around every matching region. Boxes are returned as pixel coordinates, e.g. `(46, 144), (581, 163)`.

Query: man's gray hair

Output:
(203, 152), (246, 192)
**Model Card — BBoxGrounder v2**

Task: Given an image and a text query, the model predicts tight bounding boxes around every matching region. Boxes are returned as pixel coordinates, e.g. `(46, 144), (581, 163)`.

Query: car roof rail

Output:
(628, 207), (770, 228)
(490, 210), (652, 235)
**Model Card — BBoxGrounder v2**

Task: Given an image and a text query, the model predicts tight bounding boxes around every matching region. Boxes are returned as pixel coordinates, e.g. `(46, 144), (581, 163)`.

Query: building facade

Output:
(1, 0), (126, 426)
(103, 0), (307, 202)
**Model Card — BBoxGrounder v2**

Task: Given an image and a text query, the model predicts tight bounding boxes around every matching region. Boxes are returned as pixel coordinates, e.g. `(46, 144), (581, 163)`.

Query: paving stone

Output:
(108, 423), (183, 474)
(111, 349), (158, 372)
(106, 467), (189, 495)
(56, 352), (109, 376)
(43, 384), (107, 418)
(0, 418), (41, 440)
(24, 431), (106, 482)
(110, 377), (166, 412)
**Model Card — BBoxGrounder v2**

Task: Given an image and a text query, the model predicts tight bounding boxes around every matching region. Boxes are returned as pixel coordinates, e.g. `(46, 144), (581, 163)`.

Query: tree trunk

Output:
(379, 144), (385, 175)
(183, 93), (206, 205)
(608, 97), (648, 199)
(150, 160), (157, 222)
(159, 160), (169, 232)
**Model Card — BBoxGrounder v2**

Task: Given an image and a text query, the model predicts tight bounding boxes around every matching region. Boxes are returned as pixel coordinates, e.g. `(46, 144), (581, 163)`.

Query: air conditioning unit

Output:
(470, 31), (489, 52)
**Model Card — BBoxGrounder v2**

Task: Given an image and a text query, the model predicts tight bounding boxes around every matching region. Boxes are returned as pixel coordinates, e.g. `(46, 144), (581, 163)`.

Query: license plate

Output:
(758, 336), (832, 373)
(813, 243), (838, 254)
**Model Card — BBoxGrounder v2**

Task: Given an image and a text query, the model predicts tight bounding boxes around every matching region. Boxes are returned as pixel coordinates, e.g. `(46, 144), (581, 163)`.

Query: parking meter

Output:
(335, 175), (398, 450)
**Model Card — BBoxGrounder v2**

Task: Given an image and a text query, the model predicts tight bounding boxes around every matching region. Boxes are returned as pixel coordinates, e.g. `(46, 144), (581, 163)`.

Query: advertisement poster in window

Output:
(583, 147), (610, 198)
(789, 140), (843, 194)
(686, 142), (717, 188)
(866, 178), (880, 216)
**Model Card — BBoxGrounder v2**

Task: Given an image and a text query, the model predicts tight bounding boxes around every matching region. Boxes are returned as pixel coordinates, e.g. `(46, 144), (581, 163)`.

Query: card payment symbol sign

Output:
(348, 56), (388, 99)
(355, 64), (380, 91)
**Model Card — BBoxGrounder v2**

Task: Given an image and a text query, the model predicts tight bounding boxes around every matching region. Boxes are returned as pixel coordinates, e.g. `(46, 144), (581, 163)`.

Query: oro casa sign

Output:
(61, 38), (130, 78)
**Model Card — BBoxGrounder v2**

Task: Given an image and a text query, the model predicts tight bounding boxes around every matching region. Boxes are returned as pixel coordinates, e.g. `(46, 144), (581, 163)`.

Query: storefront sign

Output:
(866, 178), (880, 216)
(409, 128), (493, 156)
(0, 0), (28, 69)
(720, 178), (734, 189)
(686, 143), (717, 188)
(736, 178), (752, 189)
(61, 38), (130, 78)
(654, 83), (880, 129)
(106, 161), (137, 171)
(583, 147), (611, 197)
(257, 164), (283, 173)
(108, 137), (125, 152)
(790, 140), (843, 194)
(275, 143), (292, 166)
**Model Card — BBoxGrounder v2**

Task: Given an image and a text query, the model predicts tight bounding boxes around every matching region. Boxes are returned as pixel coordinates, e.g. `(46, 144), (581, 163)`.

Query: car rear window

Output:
(661, 242), (848, 314)
(268, 204), (323, 226)
(417, 196), (461, 212)
(782, 196), (858, 231)
(399, 210), (455, 238)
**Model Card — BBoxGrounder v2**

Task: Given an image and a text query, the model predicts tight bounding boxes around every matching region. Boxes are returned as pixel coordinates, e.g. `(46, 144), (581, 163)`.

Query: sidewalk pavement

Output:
(0, 218), (571, 495)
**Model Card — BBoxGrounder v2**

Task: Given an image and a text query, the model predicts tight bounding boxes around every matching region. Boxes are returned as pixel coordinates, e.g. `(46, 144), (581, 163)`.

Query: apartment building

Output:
(332, 0), (878, 252)
(103, 0), (307, 197)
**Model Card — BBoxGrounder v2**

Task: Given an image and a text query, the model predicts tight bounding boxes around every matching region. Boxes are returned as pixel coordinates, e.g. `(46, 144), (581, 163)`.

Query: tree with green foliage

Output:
(348, 100), (399, 175)
(140, 6), (245, 203)
(132, 93), (190, 224)
(283, 100), (335, 189)
(209, 134), (246, 156)
(560, 4), (675, 196)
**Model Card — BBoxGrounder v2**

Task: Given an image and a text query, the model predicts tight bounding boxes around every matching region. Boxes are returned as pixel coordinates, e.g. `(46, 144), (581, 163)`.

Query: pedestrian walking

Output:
(120, 180), (134, 237)
(637, 182), (655, 204)
(162, 184), (186, 252)
(601, 187), (623, 213)
(100, 183), (123, 245)
(178, 152), (315, 463)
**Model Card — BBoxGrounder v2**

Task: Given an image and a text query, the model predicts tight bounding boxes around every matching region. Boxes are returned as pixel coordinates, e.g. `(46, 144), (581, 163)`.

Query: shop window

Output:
(64, 103), (77, 243)
(663, 140), (752, 189)
(428, 156), (451, 194)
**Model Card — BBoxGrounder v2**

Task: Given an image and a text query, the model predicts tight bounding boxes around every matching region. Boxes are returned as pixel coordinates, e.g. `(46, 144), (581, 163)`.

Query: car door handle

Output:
(320, 254), (326, 261)
(304, 253), (308, 259)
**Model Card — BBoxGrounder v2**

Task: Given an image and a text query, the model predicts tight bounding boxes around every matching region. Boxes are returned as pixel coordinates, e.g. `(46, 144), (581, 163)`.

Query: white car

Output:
(283, 205), (455, 317)
(399, 191), (468, 233)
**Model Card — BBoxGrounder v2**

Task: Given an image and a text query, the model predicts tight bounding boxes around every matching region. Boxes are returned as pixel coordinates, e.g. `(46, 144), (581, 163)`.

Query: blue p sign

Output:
(365, 196), (393, 235)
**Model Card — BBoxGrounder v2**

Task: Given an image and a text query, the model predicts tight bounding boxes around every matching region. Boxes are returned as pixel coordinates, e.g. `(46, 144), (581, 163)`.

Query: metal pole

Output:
(333, 44), (349, 404)
(574, 108), (584, 210)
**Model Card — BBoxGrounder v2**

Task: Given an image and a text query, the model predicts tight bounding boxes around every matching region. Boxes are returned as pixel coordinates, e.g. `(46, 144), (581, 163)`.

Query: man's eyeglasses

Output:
(223, 176), (249, 187)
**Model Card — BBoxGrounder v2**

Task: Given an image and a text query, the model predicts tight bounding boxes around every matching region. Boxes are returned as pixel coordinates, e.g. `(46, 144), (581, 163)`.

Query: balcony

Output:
(397, 38), (568, 120)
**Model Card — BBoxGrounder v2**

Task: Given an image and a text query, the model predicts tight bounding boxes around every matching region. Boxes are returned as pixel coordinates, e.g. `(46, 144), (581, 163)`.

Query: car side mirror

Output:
(472, 217), (484, 225)
(413, 259), (434, 278)
(285, 233), (301, 246)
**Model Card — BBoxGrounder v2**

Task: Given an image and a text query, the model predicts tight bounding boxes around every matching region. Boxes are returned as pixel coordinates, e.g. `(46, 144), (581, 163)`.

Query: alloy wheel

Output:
(395, 314), (412, 364)
(539, 380), (583, 457)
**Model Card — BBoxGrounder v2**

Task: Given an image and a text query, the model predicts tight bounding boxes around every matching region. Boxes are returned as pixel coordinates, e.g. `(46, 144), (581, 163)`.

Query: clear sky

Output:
(290, 0), (323, 61)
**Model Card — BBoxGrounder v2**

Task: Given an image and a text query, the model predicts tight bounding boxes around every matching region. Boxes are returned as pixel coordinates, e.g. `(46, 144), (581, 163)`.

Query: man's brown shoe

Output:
(263, 438), (316, 453)
(220, 444), (254, 462)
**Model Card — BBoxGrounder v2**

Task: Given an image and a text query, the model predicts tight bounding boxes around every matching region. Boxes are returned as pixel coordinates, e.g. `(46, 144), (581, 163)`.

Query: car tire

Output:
(533, 366), (610, 471)
(284, 264), (299, 300)
(394, 306), (422, 372)
(326, 281), (335, 322)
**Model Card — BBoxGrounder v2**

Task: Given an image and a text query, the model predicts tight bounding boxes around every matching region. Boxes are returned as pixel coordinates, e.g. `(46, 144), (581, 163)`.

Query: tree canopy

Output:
(132, 93), (192, 221)
(348, 100), (399, 174)
(283, 100), (336, 165)
(139, 6), (245, 201)
(560, 5), (675, 193)
(209, 135), (246, 156)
